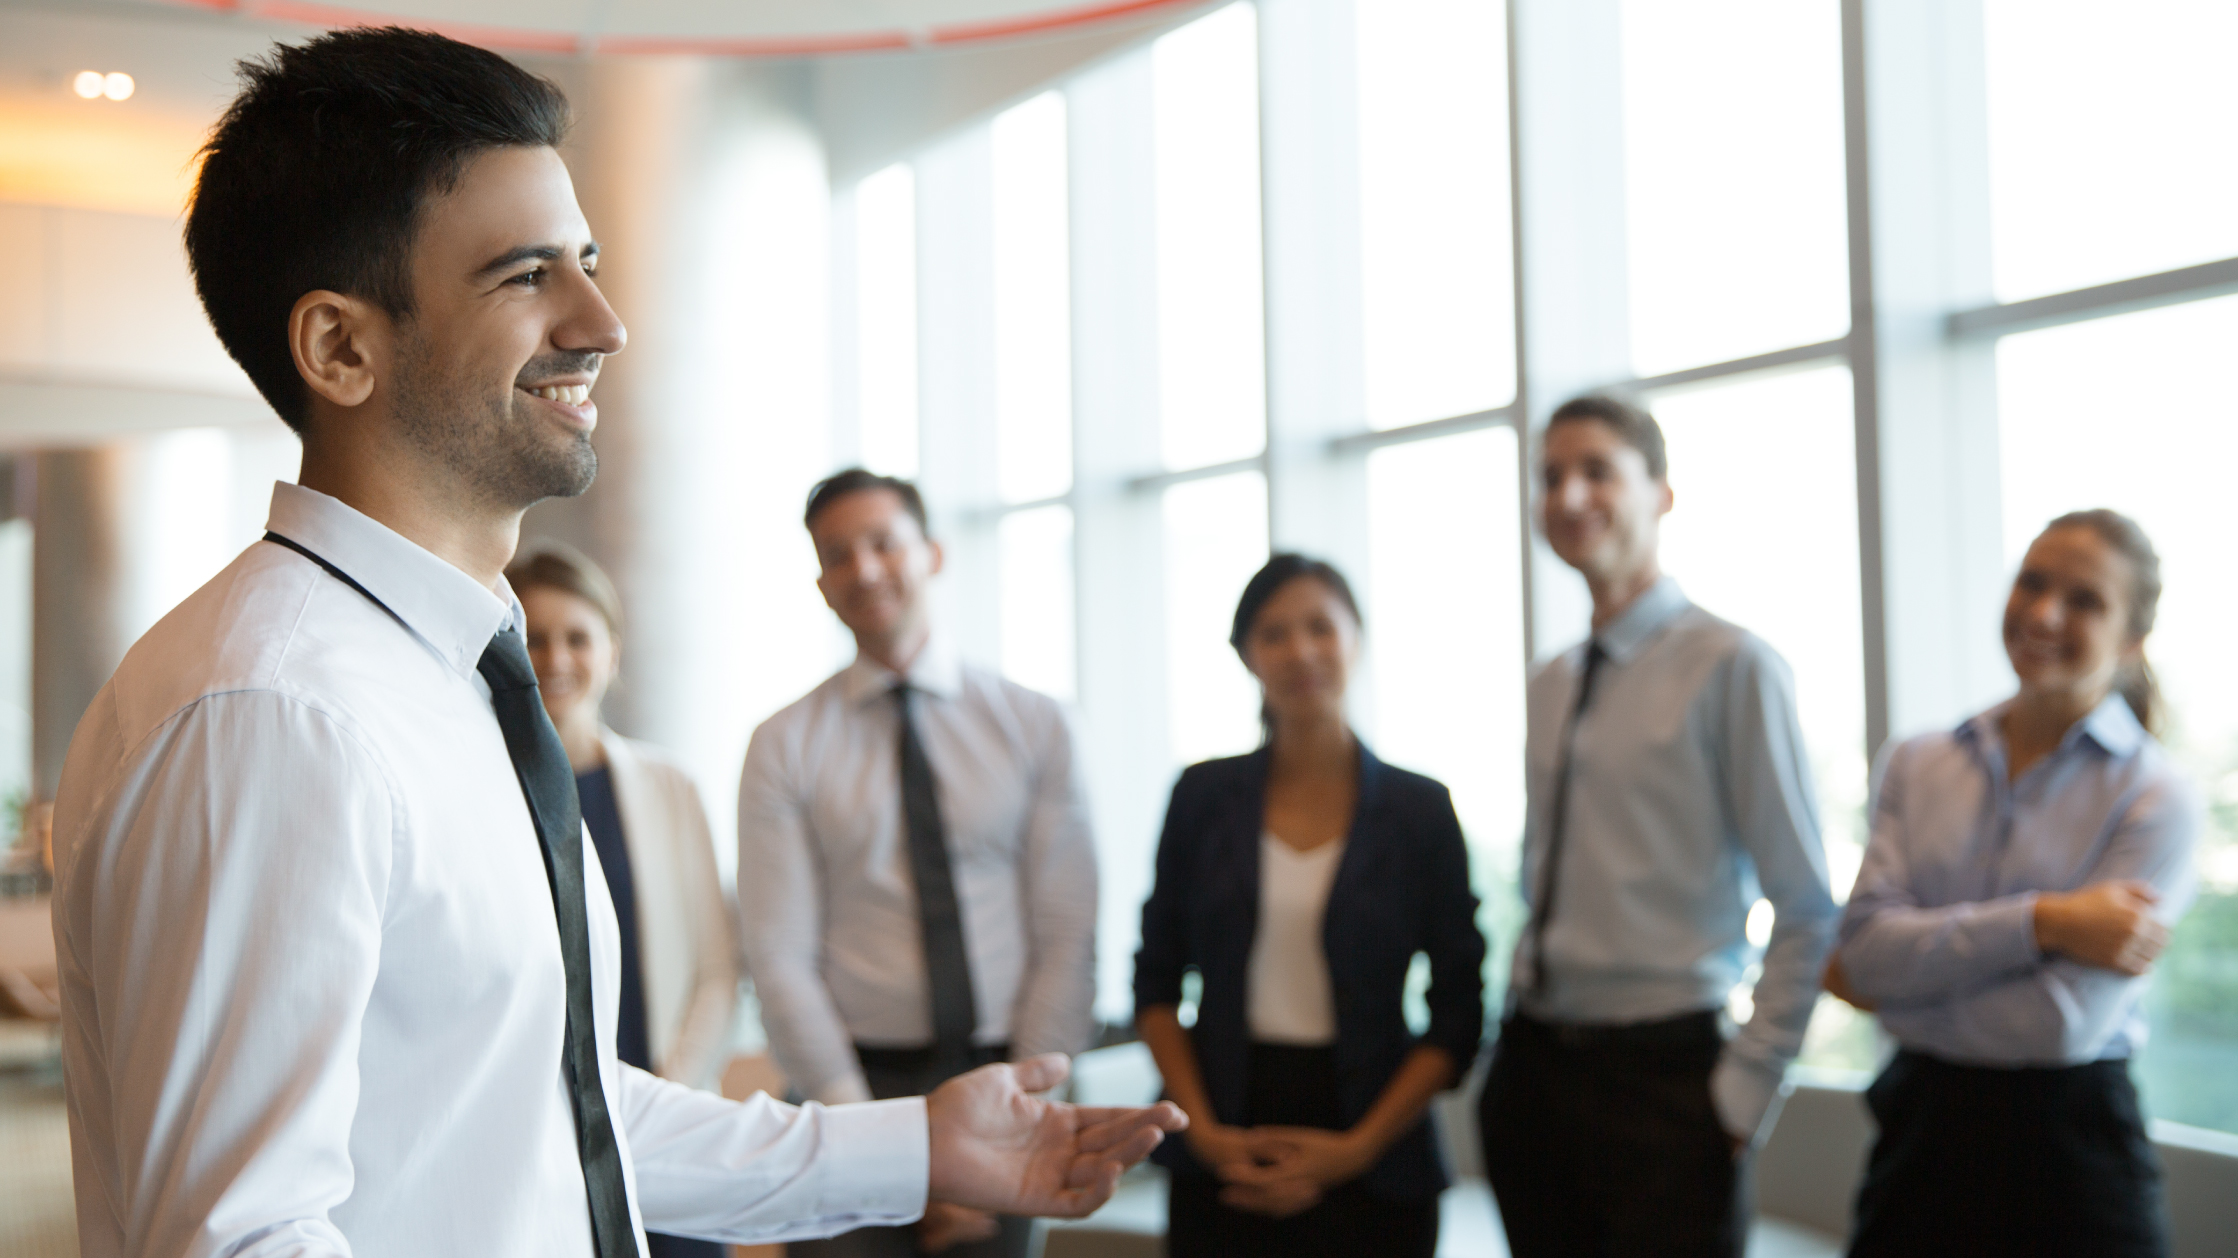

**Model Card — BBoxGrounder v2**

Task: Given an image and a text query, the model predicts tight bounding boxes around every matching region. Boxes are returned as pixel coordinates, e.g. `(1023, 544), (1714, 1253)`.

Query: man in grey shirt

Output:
(1477, 394), (1839, 1257)
(740, 469), (1098, 1258)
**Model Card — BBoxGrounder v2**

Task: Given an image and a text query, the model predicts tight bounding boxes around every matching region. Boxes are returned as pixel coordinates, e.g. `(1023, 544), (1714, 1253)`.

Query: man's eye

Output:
(509, 269), (546, 288)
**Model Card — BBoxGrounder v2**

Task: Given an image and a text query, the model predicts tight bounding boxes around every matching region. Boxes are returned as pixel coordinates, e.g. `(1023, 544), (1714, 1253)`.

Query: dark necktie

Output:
(1522, 640), (1607, 999)
(479, 627), (641, 1258)
(895, 684), (979, 1078)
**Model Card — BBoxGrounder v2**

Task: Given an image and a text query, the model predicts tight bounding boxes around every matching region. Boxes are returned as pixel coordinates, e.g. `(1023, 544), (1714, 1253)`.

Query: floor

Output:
(0, 1023), (73, 1258)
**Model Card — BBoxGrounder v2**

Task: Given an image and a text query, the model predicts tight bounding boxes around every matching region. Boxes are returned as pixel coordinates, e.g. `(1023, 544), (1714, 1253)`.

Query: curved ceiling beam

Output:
(152, 0), (1206, 57)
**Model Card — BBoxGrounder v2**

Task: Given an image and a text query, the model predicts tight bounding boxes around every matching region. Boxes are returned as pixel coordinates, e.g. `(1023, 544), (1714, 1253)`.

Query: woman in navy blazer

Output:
(1135, 554), (1486, 1258)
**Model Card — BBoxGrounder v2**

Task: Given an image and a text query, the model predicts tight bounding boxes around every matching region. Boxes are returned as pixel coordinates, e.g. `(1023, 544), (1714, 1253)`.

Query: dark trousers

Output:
(1478, 1011), (1743, 1258)
(1164, 1043), (1439, 1258)
(788, 1044), (1030, 1258)
(1849, 1050), (2169, 1258)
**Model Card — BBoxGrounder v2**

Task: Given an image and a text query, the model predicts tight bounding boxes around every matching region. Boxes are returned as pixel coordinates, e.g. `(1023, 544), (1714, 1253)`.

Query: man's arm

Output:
(736, 723), (871, 1104)
(619, 1055), (1186, 1244)
(1713, 643), (1840, 1147)
(1008, 702), (1098, 1063)
(55, 693), (390, 1257)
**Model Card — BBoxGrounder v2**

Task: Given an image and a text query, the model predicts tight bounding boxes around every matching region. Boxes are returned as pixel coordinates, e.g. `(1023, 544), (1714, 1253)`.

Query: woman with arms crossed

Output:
(1826, 509), (2197, 1258)
(512, 545), (743, 1258)
(1134, 555), (1486, 1257)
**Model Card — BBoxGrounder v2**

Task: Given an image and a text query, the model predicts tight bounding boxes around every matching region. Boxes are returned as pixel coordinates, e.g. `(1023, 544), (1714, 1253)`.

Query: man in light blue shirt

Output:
(1477, 393), (1839, 1258)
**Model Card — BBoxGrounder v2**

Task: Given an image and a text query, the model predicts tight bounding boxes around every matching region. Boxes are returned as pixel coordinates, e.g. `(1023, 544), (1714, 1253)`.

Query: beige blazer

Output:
(598, 729), (740, 1090)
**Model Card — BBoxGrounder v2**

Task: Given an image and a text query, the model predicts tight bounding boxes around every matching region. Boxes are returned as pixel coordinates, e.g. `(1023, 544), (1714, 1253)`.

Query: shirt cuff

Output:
(814, 1097), (929, 1224)
(1710, 1052), (1787, 1149)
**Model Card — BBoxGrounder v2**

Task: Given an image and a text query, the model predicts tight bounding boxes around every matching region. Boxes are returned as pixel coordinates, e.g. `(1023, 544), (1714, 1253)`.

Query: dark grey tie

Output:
(1522, 640), (1607, 998)
(896, 683), (979, 1077)
(480, 627), (641, 1258)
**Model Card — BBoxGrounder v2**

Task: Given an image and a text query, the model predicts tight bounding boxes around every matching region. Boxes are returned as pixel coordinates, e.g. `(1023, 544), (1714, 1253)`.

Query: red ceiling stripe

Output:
(143, 0), (1205, 57)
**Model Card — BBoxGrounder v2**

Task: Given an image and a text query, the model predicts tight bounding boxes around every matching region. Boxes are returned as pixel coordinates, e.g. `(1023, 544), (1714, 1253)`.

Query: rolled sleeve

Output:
(620, 1065), (926, 1244)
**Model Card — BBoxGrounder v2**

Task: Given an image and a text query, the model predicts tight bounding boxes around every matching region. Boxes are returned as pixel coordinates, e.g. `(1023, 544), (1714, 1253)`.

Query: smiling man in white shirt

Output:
(49, 28), (1177, 1258)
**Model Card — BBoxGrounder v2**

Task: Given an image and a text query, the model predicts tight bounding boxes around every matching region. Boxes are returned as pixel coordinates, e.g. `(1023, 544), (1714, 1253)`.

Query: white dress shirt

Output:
(738, 638), (1098, 1104)
(1514, 577), (1840, 1144)
(1245, 833), (1343, 1046)
(51, 483), (926, 1258)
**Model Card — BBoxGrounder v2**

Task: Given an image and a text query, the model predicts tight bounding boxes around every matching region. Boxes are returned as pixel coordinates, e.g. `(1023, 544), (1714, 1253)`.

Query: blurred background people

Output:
(511, 544), (742, 1258)
(1479, 394), (1840, 1258)
(1827, 509), (2197, 1258)
(1134, 554), (1485, 1258)
(737, 469), (1098, 1258)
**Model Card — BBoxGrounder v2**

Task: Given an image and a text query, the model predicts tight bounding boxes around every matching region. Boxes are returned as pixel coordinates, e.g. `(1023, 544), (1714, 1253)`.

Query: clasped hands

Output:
(1186, 1120), (1374, 1219)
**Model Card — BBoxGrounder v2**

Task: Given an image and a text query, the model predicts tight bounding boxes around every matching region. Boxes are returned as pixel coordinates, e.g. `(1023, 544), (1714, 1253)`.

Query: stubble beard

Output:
(391, 336), (599, 512)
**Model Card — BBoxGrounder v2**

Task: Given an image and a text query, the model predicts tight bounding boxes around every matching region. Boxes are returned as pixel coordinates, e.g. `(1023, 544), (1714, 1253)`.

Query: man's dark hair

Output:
(1545, 392), (1668, 480)
(803, 468), (931, 536)
(185, 28), (571, 432)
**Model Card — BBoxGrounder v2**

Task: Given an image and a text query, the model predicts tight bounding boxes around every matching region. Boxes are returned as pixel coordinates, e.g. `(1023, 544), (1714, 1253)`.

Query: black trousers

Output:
(1849, 1050), (2169, 1258)
(1164, 1043), (1440, 1258)
(1478, 1011), (1744, 1258)
(788, 1044), (1028, 1258)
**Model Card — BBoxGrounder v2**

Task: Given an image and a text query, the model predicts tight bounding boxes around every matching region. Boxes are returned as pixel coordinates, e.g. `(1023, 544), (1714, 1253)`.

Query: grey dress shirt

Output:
(1837, 696), (2198, 1066)
(737, 636), (1098, 1104)
(1513, 577), (1839, 1142)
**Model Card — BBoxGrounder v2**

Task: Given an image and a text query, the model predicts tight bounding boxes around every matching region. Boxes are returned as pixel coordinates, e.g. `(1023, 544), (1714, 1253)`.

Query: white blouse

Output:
(1246, 833), (1346, 1045)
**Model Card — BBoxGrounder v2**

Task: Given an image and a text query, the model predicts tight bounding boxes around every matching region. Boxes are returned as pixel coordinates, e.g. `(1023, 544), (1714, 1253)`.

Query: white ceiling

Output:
(123, 0), (1206, 55)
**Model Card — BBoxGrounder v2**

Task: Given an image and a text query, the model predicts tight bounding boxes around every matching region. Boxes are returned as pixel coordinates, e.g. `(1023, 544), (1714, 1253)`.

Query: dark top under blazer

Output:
(1133, 742), (1487, 1203)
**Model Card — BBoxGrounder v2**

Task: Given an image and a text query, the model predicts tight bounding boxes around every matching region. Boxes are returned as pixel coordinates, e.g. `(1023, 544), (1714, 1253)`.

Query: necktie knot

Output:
(478, 626), (540, 694)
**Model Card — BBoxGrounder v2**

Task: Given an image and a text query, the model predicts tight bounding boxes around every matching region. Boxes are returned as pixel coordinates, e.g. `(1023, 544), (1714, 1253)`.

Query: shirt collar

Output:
(1958, 692), (2147, 762)
(1593, 575), (1691, 664)
(265, 481), (518, 680)
(839, 630), (963, 707)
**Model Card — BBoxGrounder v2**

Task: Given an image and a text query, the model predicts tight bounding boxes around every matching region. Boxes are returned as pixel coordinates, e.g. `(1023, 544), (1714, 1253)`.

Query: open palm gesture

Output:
(925, 1054), (1186, 1218)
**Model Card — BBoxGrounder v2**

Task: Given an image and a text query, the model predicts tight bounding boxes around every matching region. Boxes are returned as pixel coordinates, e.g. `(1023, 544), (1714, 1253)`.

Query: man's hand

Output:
(925, 1054), (1187, 1219)
(915, 1203), (1000, 1253)
(2035, 880), (2168, 975)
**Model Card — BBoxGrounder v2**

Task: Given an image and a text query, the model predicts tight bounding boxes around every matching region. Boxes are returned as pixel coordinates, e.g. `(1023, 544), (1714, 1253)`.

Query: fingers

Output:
(1008, 1052), (1071, 1095)
(1040, 1158), (1125, 1218)
(1073, 1102), (1188, 1152)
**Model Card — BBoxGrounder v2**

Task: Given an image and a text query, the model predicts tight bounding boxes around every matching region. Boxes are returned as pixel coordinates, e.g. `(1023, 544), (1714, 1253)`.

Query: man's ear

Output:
(1657, 479), (1676, 517)
(290, 289), (385, 411)
(926, 538), (946, 577)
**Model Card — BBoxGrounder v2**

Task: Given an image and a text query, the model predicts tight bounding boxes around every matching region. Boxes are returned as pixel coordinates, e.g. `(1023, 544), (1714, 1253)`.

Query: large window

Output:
(1354, 0), (1514, 428)
(1163, 473), (1270, 769)
(853, 162), (919, 477)
(992, 92), (1072, 506)
(1620, 0), (1849, 375)
(1982, 0), (2238, 301)
(1152, 2), (1266, 470)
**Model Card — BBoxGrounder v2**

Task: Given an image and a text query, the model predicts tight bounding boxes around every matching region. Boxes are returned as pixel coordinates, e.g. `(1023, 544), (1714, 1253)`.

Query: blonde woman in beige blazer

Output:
(510, 544), (741, 1258)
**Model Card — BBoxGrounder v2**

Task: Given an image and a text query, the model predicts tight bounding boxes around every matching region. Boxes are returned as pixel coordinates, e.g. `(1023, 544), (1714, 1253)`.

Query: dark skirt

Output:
(1850, 1050), (2170, 1258)
(1164, 1043), (1438, 1258)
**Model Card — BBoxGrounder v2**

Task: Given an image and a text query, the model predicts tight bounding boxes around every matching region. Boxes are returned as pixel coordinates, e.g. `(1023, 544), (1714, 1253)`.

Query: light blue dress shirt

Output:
(1514, 577), (1840, 1143)
(1838, 695), (2199, 1066)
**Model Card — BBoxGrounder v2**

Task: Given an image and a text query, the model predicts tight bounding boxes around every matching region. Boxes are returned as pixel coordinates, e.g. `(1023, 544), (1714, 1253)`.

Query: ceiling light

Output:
(103, 73), (135, 101)
(73, 71), (105, 99)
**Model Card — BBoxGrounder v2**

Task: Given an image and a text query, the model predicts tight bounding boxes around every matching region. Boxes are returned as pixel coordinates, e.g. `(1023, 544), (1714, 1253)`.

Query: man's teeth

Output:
(527, 384), (591, 405)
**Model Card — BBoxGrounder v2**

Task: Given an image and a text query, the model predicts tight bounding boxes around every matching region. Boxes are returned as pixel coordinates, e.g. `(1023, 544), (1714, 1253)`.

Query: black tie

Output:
(1522, 640), (1607, 999)
(480, 628), (641, 1258)
(896, 684), (979, 1078)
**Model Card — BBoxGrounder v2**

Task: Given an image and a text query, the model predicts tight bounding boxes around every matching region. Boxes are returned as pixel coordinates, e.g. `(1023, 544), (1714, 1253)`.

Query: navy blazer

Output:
(1133, 742), (1486, 1202)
